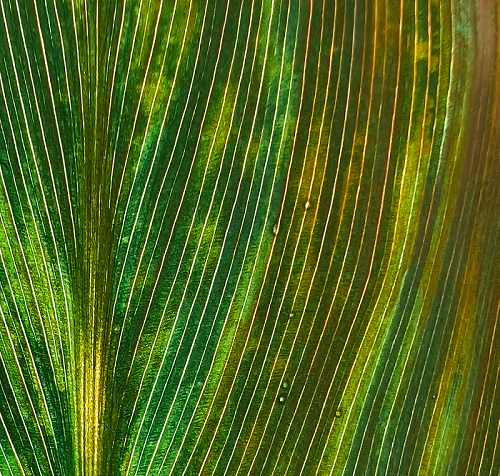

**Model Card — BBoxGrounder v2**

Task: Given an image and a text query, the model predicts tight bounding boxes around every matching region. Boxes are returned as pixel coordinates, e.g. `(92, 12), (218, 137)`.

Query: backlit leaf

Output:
(0, 0), (498, 474)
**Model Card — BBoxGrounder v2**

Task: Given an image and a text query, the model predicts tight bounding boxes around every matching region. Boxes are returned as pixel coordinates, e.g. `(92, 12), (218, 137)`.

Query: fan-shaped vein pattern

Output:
(0, 0), (499, 475)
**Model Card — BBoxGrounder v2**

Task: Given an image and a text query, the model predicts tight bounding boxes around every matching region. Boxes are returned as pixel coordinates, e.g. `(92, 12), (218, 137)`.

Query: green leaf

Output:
(0, 0), (499, 474)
